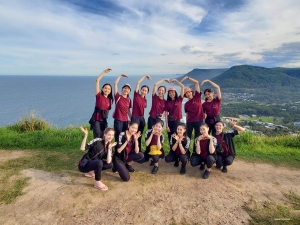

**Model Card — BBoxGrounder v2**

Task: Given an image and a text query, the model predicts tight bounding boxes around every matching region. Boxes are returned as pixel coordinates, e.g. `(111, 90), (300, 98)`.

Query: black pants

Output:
(93, 120), (108, 138)
(165, 151), (188, 167)
(131, 116), (146, 152)
(207, 123), (216, 136)
(216, 155), (234, 168)
(113, 152), (144, 181)
(114, 120), (128, 142)
(187, 120), (203, 139)
(167, 120), (181, 147)
(190, 154), (216, 169)
(147, 116), (157, 129)
(78, 160), (112, 181)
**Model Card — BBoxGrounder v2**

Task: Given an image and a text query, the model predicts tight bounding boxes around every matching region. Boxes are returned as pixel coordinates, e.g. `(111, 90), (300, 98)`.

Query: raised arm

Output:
(201, 79), (221, 100)
(230, 119), (245, 133)
(114, 74), (128, 96)
(106, 142), (117, 164)
(95, 68), (111, 95)
(180, 76), (200, 93)
(152, 79), (169, 96)
(135, 75), (152, 93)
(208, 136), (215, 154)
(79, 126), (88, 151)
(170, 79), (185, 98)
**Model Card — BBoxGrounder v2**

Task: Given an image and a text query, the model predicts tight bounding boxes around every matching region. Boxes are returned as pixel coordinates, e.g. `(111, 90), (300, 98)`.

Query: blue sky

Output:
(1, 0), (300, 75)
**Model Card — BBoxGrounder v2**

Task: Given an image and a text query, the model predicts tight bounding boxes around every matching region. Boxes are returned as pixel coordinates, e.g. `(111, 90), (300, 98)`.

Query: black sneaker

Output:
(216, 165), (222, 169)
(126, 164), (135, 172)
(112, 165), (117, 173)
(152, 165), (159, 174)
(174, 160), (179, 167)
(199, 164), (205, 171)
(180, 166), (186, 174)
(222, 166), (228, 173)
(149, 160), (154, 166)
(203, 170), (210, 179)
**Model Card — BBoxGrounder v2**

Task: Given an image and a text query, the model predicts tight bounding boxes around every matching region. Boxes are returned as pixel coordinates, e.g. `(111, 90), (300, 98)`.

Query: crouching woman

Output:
(214, 119), (245, 173)
(78, 126), (116, 191)
(113, 122), (144, 181)
(190, 123), (217, 179)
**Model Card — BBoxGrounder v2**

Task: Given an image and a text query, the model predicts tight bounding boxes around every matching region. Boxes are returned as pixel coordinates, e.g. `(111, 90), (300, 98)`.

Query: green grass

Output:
(244, 192), (300, 224)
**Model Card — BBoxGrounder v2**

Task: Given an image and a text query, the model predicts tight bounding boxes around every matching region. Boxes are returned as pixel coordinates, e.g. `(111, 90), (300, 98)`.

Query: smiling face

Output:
(185, 91), (193, 99)
(122, 86), (131, 96)
(204, 90), (214, 101)
(128, 123), (138, 135)
(102, 84), (112, 96)
(104, 130), (115, 142)
(157, 86), (166, 98)
(200, 125), (209, 135)
(140, 86), (149, 97)
(176, 125), (186, 137)
(215, 121), (224, 133)
(153, 122), (163, 133)
(168, 90), (176, 100)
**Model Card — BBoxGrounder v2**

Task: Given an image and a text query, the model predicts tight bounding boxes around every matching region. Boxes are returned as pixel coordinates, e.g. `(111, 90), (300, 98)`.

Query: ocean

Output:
(0, 75), (186, 127)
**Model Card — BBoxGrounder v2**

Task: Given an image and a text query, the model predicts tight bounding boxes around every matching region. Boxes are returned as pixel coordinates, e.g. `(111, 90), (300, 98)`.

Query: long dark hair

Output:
(167, 91), (178, 101)
(101, 83), (114, 103)
(141, 85), (149, 93)
(176, 122), (187, 136)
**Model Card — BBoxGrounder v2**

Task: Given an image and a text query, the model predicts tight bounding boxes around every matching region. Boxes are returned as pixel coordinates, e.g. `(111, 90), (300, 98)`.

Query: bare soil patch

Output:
(0, 151), (299, 225)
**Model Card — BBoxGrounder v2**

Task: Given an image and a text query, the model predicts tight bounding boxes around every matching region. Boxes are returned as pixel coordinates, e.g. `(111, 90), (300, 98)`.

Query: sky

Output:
(1, 0), (300, 75)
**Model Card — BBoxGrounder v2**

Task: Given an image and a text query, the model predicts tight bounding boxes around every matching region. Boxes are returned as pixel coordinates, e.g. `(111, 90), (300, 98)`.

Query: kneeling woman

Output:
(144, 119), (165, 174)
(113, 122), (144, 181)
(78, 126), (116, 191)
(165, 123), (190, 174)
(190, 123), (217, 179)
(214, 120), (245, 173)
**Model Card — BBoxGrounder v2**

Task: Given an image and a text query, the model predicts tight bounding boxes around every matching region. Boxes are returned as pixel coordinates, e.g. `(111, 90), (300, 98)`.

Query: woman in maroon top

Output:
(190, 123), (217, 179)
(165, 79), (184, 157)
(147, 79), (169, 129)
(201, 79), (222, 135)
(180, 76), (204, 139)
(214, 119), (245, 173)
(92, 68), (114, 138)
(131, 75), (151, 151)
(113, 74), (132, 141)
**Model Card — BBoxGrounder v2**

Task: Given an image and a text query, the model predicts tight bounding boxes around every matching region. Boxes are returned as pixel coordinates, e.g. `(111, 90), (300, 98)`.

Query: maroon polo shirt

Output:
(215, 134), (229, 157)
(125, 139), (133, 159)
(94, 92), (112, 121)
(199, 139), (208, 159)
(132, 91), (147, 117)
(203, 97), (221, 124)
(184, 91), (204, 122)
(149, 94), (166, 118)
(150, 134), (159, 145)
(113, 92), (132, 121)
(165, 96), (183, 121)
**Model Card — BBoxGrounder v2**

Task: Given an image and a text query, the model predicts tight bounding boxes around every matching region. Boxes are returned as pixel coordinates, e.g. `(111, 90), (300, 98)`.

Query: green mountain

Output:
(272, 67), (300, 79)
(211, 65), (300, 89)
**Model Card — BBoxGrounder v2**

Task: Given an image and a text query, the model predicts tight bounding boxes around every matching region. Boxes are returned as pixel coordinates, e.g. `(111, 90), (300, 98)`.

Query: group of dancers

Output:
(78, 68), (245, 191)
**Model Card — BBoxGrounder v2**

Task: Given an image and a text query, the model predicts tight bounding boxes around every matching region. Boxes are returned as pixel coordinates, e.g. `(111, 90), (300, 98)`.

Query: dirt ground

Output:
(0, 150), (299, 225)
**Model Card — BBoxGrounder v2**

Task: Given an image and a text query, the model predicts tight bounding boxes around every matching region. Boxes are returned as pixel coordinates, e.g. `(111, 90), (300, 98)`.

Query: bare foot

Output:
(84, 171), (95, 178)
(94, 181), (108, 191)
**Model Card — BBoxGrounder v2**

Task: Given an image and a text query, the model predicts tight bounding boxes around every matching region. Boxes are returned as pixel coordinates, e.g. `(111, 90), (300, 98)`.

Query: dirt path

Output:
(0, 151), (299, 225)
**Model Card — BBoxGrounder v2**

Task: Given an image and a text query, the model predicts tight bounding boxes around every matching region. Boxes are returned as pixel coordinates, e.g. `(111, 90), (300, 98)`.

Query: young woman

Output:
(165, 122), (190, 174)
(131, 75), (151, 151)
(78, 126), (116, 191)
(180, 76), (204, 139)
(113, 121), (144, 181)
(214, 119), (245, 173)
(165, 79), (185, 152)
(144, 119), (165, 174)
(190, 123), (217, 179)
(201, 79), (222, 135)
(147, 79), (169, 129)
(92, 68), (114, 138)
(113, 74), (132, 141)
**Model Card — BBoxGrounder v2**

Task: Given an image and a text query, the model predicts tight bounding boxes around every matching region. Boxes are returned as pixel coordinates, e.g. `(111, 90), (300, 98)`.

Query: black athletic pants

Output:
(93, 120), (108, 138)
(78, 160), (112, 181)
(165, 151), (188, 167)
(190, 154), (216, 169)
(114, 120), (128, 142)
(216, 155), (234, 168)
(187, 120), (203, 139)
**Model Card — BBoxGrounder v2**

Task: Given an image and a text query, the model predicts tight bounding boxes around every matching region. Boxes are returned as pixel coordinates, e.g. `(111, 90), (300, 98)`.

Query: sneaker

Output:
(203, 170), (210, 179)
(216, 165), (222, 169)
(112, 165), (117, 173)
(126, 164), (135, 172)
(199, 164), (205, 171)
(180, 166), (186, 174)
(174, 160), (179, 167)
(149, 160), (154, 166)
(152, 165), (159, 174)
(222, 166), (228, 173)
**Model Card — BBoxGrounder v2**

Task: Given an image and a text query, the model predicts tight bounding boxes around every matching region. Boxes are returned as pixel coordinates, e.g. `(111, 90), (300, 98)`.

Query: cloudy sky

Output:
(1, 0), (300, 75)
